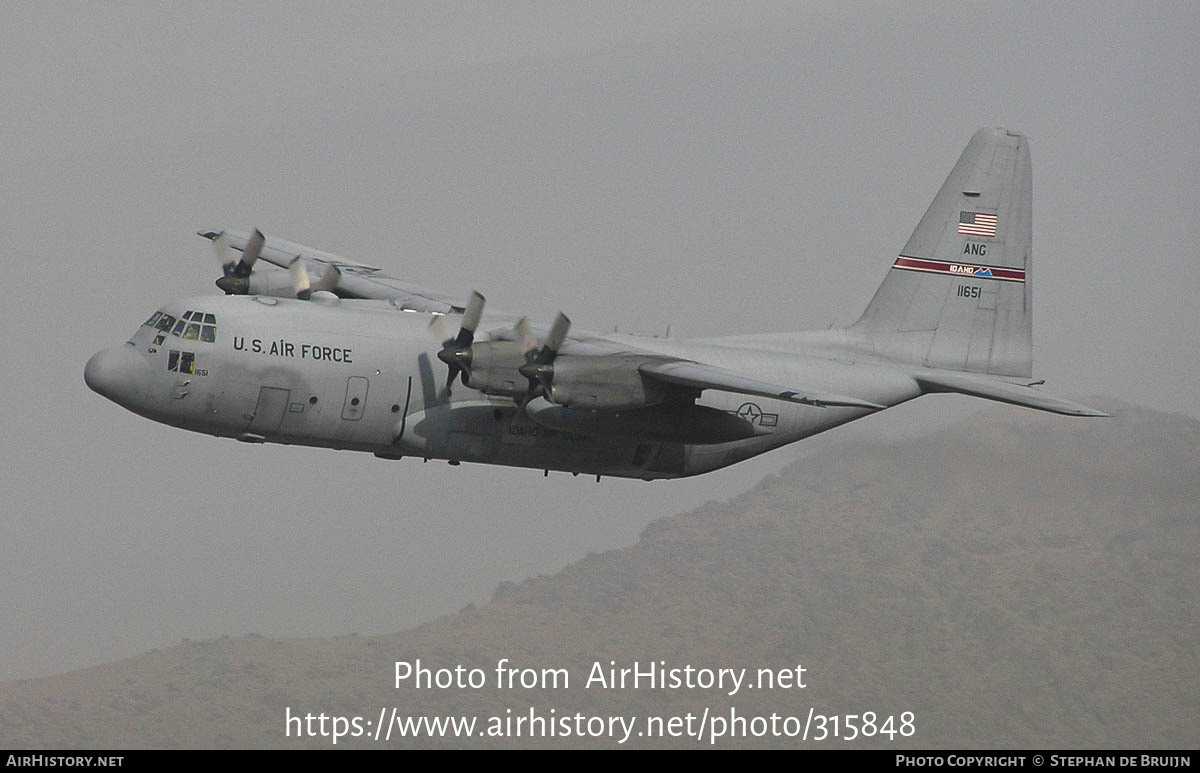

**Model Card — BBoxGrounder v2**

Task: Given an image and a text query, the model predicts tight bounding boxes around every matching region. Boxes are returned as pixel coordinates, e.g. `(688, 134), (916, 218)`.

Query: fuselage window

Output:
(167, 350), (179, 371)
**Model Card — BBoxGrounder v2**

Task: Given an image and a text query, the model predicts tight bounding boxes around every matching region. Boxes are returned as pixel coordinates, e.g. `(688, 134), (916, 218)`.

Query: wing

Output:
(639, 360), (885, 410)
(200, 229), (876, 413)
(201, 229), (463, 312)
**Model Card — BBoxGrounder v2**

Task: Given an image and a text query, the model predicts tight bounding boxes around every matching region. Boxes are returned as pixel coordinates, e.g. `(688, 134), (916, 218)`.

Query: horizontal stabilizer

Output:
(640, 360), (884, 410)
(915, 371), (1107, 416)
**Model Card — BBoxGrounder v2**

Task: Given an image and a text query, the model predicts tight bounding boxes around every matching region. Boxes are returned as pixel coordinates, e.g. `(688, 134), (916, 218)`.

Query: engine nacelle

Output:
(547, 355), (669, 411)
(462, 340), (528, 398)
(216, 269), (297, 297)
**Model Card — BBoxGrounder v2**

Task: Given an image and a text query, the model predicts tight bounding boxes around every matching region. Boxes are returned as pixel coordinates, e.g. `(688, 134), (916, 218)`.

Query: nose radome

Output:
(84, 344), (151, 408)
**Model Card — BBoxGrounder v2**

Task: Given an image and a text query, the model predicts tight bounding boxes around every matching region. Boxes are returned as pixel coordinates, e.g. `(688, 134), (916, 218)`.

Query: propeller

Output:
(287, 256), (341, 300)
(434, 291), (485, 395)
(518, 312), (571, 403)
(214, 229), (265, 294)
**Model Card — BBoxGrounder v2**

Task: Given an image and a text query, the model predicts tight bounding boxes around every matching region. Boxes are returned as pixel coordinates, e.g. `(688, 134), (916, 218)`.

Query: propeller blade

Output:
(314, 264), (341, 294)
(428, 313), (454, 344)
(289, 257), (312, 299)
(537, 312), (571, 364)
(455, 290), (485, 346)
(230, 228), (265, 278)
(213, 232), (237, 276)
(513, 317), (538, 355)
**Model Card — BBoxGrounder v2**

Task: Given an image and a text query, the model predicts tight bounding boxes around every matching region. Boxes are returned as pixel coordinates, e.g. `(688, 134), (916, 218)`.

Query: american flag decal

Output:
(958, 211), (997, 237)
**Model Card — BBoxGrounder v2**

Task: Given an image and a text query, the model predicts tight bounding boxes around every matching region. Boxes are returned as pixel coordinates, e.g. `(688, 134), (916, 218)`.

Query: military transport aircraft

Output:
(85, 128), (1104, 481)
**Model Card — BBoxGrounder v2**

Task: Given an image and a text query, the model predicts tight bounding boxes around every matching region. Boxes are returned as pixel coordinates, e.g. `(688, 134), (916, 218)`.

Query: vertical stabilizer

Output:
(853, 128), (1033, 377)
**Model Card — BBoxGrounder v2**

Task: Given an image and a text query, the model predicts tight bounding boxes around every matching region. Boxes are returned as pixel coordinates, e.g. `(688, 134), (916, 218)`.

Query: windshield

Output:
(143, 309), (216, 342)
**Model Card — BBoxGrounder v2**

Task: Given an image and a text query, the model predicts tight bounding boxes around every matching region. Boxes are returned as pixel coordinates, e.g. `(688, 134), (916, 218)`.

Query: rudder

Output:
(852, 128), (1033, 377)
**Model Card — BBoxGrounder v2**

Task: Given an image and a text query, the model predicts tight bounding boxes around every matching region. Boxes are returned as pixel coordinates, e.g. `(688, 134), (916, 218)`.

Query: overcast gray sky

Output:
(2, 1), (1197, 681)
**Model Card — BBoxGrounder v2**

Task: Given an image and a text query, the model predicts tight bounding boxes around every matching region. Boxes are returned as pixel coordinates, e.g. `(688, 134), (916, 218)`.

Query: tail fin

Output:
(852, 128), (1032, 377)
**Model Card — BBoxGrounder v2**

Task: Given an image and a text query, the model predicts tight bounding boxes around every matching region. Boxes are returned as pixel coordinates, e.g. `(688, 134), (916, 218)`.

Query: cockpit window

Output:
(143, 311), (162, 327)
(167, 350), (195, 374)
(155, 314), (176, 332)
(172, 310), (217, 341)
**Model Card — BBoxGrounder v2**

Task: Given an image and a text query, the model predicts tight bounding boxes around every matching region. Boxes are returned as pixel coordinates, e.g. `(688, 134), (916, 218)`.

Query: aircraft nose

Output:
(84, 344), (151, 408)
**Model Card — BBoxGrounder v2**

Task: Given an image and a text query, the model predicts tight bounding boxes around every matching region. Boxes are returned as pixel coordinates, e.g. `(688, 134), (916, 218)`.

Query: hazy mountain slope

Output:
(2, 397), (1196, 748)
